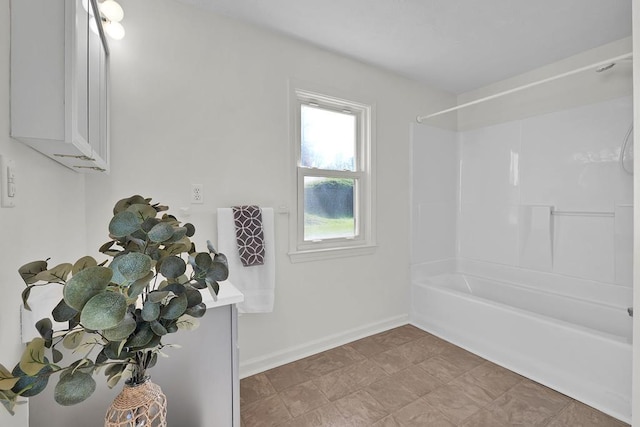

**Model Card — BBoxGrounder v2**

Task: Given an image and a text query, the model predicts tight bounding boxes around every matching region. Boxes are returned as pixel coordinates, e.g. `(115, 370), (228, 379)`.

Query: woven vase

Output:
(104, 378), (167, 427)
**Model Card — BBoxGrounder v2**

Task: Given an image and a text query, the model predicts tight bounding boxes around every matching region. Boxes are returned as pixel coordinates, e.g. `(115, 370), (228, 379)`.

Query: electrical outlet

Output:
(191, 184), (204, 204)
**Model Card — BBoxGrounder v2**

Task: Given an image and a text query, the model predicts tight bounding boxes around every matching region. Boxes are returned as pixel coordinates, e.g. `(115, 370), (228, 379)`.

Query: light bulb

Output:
(99, 0), (124, 23)
(104, 21), (125, 40)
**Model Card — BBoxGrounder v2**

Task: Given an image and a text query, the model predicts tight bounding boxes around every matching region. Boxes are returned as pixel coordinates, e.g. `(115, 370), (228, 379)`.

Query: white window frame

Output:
(288, 86), (376, 263)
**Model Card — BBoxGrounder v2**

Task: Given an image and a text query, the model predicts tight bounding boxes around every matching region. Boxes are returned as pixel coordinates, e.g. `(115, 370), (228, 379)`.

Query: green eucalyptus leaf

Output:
(19, 338), (46, 376)
(141, 301), (160, 322)
(98, 241), (117, 254)
(103, 313), (136, 342)
(63, 266), (113, 311)
(144, 334), (162, 350)
(214, 253), (228, 268)
(207, 281), (220, 296)
(95, 349), (108, 365)
(194, 252), (212, 270)
(184, 287), (203, 308)
(106, 371), (124, 389)
(165, 321), (178, 334)
(11, 362), (53, 397)
(62, 330), (84, 350)
(163, 283), (185, 295)
(113, 195), (148, 215)
(103, 342), (132, 360)
(125, 323), (154, 349)
(167, 227), (188, 242)
(206, 262), (229, 283)
(104, 363), (126, 378)
(72, 256), (98, 275)
(54, 371), (96, 406)
(148, 222), (174, 243)
(160, 293), (188, 320)
(35, 318), (53, 341)
(34, 263), (73, 283)
(190, 280), (207, 290)
(185, 303), (206, 318)
(109, 211), (142, 238)
(52, 299), (78, 323)
(0, 364), (19, 391)
(116, 252), (153, 281)
(184, 223), (196, 237)
(18, 260), (48, 285)
(159, 256), (186, 279)
(21, 286), (33, 311)
(147, 353), (158, 369)
(80, 292), (127, 330)
(148, 291), (169, 303)
(127, 271), (154, 298)
(126, 203), (157, 221)
(141, 217), (161, 233)
(0, 389), (18, 415)
(67, 359), (94, 375)
(52, 348), (63, 364)
(150, 320), (167, 336)
(176, 315), (200, 331)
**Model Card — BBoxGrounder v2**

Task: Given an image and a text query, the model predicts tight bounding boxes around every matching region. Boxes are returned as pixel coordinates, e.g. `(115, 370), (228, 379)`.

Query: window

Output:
(289, 88), (375, 262)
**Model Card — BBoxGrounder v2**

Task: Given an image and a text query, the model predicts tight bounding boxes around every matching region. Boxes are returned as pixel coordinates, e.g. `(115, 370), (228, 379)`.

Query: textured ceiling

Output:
(174, 0), (632, 94)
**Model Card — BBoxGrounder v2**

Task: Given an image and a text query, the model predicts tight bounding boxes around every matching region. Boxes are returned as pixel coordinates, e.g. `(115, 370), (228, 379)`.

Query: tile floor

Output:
(240, 325), (629, 426)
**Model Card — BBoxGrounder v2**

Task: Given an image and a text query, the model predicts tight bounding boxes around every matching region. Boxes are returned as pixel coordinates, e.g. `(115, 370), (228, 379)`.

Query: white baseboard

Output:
(239, 314), (409, 379)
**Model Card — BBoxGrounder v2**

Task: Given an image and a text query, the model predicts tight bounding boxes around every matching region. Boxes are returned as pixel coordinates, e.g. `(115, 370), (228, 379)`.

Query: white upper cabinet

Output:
(11, 0), (110, 173)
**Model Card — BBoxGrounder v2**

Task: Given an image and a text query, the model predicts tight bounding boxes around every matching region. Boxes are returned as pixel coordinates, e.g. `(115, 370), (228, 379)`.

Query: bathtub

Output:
(410, 272), (632, 423)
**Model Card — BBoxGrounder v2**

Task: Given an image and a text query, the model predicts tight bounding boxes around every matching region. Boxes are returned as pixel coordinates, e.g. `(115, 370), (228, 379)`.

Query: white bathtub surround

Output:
(410, 271), (632, 423)
(614, 205), (634, 286)
(218, 208), (276, 313)
(518, 205), (553, 271)
(411, 93), (634, 423)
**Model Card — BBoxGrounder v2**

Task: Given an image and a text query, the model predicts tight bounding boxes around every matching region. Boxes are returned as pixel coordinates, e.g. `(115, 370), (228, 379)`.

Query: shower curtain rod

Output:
(416, 52), (633, 123)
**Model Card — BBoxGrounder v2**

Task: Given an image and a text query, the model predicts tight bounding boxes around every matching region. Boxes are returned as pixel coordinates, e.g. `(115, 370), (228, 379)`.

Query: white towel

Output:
(217, 207), (275, 313)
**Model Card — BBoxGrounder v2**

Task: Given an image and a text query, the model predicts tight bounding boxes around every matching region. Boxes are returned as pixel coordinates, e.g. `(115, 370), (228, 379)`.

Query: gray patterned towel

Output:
(232, 205), (266, 267)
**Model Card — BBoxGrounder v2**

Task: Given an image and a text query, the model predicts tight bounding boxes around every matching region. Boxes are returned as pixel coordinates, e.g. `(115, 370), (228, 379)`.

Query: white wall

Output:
(84, 0), (455, 376)
(0, 3), (87, 426)
(456, 37), (632, 131)
(409, 123), (457, 269)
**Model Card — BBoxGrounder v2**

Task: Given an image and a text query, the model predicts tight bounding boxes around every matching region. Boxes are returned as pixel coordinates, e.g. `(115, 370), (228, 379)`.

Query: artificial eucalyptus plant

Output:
(0, 195), (229, 415)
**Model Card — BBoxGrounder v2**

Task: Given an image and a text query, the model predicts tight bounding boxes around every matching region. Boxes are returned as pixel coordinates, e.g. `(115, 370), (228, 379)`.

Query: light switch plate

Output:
(1, 155), (16, 208)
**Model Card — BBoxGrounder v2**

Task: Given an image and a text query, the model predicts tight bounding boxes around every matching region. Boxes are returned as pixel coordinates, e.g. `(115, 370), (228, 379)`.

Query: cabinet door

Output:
(88, 11), (109, 165)
(73, 0), (90, 146)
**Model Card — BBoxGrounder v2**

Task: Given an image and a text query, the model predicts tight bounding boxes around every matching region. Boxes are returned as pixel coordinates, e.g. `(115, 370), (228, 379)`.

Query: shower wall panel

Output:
(458, 95), (633, 286)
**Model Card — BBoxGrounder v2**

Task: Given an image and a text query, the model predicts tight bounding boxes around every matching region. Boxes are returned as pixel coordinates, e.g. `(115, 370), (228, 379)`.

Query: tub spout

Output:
(628, 307), (633, 317)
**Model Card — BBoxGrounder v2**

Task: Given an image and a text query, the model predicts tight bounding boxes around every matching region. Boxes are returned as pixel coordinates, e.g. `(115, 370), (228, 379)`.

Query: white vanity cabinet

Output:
(27, 283), (244, 426)
(11, 0), (110, 173)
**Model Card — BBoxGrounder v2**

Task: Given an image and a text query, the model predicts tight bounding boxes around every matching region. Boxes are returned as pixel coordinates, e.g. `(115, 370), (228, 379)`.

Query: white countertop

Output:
(201, 281), (244, 308)
(21, 281), (244, 342)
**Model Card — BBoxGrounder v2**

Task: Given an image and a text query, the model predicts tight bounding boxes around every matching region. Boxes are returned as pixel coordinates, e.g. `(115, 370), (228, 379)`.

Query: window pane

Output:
(301, 105), (356, 171)
(304, 177), (356, 240)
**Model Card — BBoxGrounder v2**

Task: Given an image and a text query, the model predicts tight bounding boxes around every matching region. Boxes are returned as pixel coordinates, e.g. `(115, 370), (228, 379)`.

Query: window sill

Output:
(288, 244), (377, 263)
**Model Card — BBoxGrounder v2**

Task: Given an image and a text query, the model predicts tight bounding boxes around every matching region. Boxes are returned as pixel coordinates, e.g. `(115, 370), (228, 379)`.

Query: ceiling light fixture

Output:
(99, 0), (125, 40)
(85, 0), (126, 40)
